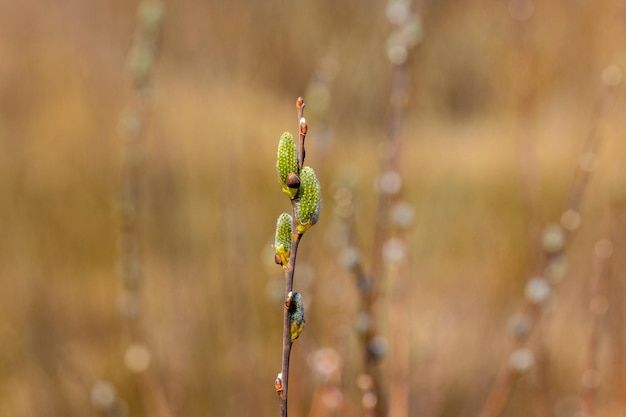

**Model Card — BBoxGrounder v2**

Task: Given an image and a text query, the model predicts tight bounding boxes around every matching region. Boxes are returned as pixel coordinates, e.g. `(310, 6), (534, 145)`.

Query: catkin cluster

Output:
(274, 131), (322, 257)
(272, 126), (321, 344)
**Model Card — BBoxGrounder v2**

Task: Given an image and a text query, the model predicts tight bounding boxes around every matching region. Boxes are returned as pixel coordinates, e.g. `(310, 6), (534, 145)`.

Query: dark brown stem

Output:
(278, 231), (303, 417)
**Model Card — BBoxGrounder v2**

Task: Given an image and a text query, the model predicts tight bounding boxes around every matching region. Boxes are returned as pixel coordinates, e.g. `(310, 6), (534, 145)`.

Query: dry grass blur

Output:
(1, 0), (626, 416)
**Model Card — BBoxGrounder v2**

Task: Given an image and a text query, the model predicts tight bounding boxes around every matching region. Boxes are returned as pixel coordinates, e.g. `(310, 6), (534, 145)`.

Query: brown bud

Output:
(274, 253), (282, 265)
(286, 172), (300, 189)
(296, 97), (304, 110)
(275, 373), (284, 393)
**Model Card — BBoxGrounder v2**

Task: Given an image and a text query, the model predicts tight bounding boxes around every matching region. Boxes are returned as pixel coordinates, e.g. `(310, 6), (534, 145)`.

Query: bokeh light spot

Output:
(90, 380), (116, 411)
(525, 277), (551, 304)
(542, 224), (565, 253)
(362, 392), (378, 409)
(383, 238), (406, 264)
(124, 343), (152, 373)
(602, 65), (623, 86)
(391, 201), (415, 228)
(509, 348), (534, 372)
(594, 239), (613, 259)
(377, 170), (402, 195)
(560, 209), (581, 231)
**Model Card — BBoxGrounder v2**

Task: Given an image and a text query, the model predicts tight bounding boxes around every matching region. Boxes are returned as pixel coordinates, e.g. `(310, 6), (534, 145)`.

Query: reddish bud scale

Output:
(275, 375), (283, 393)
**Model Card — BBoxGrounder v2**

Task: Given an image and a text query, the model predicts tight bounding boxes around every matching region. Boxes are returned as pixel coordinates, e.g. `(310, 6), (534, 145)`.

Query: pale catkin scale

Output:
(294, 166), (321, 233)
(276, 132), (299, 199)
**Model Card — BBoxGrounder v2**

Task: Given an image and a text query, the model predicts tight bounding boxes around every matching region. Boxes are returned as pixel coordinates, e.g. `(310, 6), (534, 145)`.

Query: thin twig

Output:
(362, 59), (411, 417)
(607, 196), (626, 412)
(297, 97), (306, 172)
(511, 11), (544, 276)
(509, 16), (554, 415)
(363, 7), (419, 417)
(278, 98), (309, 417)
(580, 238), (613, 417)
(118, 3), (171, 417)
(340, 4), (419, 416)
(387, 232), (412, 417)
(278, 231), (303, 417)
(478, 75), (620, 417)
(565, 85), (616, 224)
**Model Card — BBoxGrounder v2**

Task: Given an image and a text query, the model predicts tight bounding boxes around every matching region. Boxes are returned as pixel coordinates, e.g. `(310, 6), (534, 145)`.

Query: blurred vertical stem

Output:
(580, 180), (626, 416)
(356, 3), (421, 417)
(512, 5), (544, 273)
(580, 237), (613, 417)
(608, 192), (626, 412)
(509, 12), (553, 415)
(118, 2), (172, 417)
(478, 68), (621, 417)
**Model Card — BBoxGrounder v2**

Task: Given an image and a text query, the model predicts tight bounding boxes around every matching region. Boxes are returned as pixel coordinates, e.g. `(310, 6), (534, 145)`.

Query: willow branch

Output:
(478, 72), (620, 417)
(278, 231), (303, 417)
(277, 97), (310, 417)
(580, 238), (613, 417)
(118, 3), (171, 417)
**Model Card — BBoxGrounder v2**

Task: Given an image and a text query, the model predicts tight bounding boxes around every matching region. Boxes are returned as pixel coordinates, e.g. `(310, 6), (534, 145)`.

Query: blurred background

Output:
(1, 0), (626, 416)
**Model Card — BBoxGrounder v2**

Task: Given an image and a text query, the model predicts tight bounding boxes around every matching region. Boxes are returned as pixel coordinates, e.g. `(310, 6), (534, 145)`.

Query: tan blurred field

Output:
(1, 1), (626, 416)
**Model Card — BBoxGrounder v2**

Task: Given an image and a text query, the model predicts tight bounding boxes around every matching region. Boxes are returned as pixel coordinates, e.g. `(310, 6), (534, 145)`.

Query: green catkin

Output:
(273, 212), (292, 266)
(294, 166), (321, 233)
(276, 132), (299, 199)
